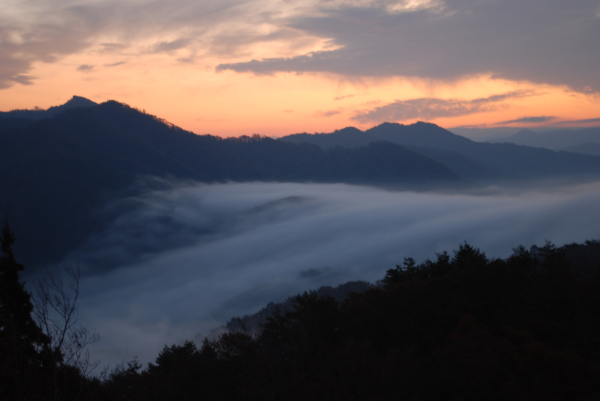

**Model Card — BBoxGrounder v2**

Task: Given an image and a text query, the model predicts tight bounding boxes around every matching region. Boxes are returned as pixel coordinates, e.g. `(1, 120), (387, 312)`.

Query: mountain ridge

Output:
(0, 95), (97, 118)
(280, 122), (600, 182)
(1, 99), (463, 269)
(4, 96), (600, 270)
(0, 95), (98, 132)
(486, 127), (600, 151)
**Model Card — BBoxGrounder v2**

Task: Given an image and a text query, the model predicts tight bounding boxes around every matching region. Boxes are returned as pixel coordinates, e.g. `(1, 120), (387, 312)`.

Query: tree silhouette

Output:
(33, 265), (100, 400)
(65, 240), (600, 400)
(0, 219), (49, 400)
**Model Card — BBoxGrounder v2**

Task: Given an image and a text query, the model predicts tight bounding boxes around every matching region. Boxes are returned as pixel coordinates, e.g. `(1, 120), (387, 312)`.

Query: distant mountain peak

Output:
(280, 121), (472, 151)
(372, 121), (445, 131)
(514, 129), (538, 136)
(0, 95), (98, 123)
(375, 122), (403, 128)
(332, 126), (364, 135)
(366, 120), (464, 141)
(67, 95), (96, 104)
(51, 95), (98, 110)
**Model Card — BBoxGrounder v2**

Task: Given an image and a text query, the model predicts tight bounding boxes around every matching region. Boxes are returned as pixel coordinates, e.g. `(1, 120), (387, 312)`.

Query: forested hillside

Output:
(5, 237), (595, 401)
(93, 240), (600, 400)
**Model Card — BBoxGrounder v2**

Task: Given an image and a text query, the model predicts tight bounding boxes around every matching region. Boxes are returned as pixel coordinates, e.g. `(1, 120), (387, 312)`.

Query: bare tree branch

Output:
(33, 265), (100, 401)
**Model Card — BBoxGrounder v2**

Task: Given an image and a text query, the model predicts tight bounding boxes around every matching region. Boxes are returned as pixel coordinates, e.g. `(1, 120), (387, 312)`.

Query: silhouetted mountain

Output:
(408, 147), (512, 181)
(499, 128), (538, 143)
(284, 122), (471, 150)
(1, 101), (462, 269)
(562, 143), (600, 157)
(284, 127), (378, 148)
(0, 102), (209, 268)
(226, 281), (372, 335)
(222, 136), (462, 185)
(0, 95), (97, 121)
(0, 96), (98, 133)
(367, 121), (473, 149)
(488, 127), (600, 151)
(280, 122), (600, 182)
(0, 117), (35, 132)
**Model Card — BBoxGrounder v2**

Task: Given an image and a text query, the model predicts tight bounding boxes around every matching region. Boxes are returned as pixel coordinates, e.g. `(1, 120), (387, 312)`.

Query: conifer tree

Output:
(0, 219), (49, 400)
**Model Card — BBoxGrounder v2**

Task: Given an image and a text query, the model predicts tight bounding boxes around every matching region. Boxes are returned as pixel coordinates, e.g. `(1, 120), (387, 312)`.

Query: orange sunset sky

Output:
(1, 0), (599, 138)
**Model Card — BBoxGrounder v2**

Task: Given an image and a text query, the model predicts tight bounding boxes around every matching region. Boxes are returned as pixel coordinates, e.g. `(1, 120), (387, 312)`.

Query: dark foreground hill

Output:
(282, 122), (600, 182)
(563, 142), (600, 157)
(20, 239), (597, 401)
(225, 240), (600, 335)
(1, 99), (461, 269)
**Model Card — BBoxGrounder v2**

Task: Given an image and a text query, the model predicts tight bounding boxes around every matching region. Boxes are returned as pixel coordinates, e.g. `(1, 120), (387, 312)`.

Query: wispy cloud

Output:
(104, 61), (126, 67)
(334, 94), (354, 101)
(9, 75), (35, 86)
(352, 90), (536, 123)
(554, 117), (600, 126)
(151, 38), (191, 53)
(1, 0), (302, 88)
(99, 43), (129, 53)
(317, 109), (343, 117)
(76, 64), (94, 72)
(498, 116), (555, 125)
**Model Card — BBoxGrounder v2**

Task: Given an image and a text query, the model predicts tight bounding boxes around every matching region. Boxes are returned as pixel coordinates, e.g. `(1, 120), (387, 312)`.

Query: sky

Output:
(2, 0), (599, 137)
(57, 180), (600, 367)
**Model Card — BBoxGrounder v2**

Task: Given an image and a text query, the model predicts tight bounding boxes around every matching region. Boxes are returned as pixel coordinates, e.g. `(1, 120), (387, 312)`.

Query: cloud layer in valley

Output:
(64, 181), (600, 368)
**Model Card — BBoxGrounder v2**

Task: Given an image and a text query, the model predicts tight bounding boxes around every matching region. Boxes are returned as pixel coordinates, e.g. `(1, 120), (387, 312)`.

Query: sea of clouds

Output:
(64, 181), (600, 369)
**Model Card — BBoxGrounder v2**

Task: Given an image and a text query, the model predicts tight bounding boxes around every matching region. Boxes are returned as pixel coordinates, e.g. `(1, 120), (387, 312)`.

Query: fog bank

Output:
(70, 182), (600, 369)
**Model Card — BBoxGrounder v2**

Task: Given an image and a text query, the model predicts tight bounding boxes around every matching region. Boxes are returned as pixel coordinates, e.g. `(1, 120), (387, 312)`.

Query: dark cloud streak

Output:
(352, 90), (536, 123)
(104, 61), (126, 67)
(498, 116), (555, 124)
(76, 64), (94, 72)
(151, 38), (191, 53)
(319, 109), (342, 117)
(554, 117), (600, 125)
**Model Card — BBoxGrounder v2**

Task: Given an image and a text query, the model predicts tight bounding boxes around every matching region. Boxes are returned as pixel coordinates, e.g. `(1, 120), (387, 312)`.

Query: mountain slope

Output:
(0, 95), (98, 133)
(562, 143), (600, 157)
(0, 95), (97, 121)
(283, 127), (379, 149)
(367, 121), (474, 149)
(1, 100), (462, 269)
(280, 122), (600, 182)
(489, 127), (600, 151)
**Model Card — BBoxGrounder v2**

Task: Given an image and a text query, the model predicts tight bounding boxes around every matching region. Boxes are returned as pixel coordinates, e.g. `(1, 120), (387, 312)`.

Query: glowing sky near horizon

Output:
(1, 0), (599, 137)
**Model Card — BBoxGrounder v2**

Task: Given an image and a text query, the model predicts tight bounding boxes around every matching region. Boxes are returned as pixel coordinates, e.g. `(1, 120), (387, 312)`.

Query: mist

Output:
(69, 181), (600, 369)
